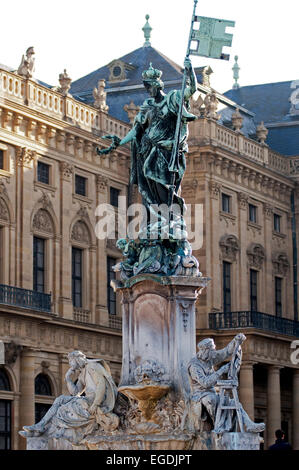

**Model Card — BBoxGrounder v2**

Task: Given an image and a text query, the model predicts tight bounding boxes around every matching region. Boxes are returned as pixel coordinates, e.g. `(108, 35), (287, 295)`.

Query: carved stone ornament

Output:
(256, 122), (268, 144)
(209, 181), (222, 199)
(59, 161), (74, 180)
(123, 101), (139, 124)
(71, 220), (90, 244)
(16, 147), (37, 166)
(203, 92), (219, 120)
(0, 180), (8, 197)
(231, 108), (243, 132)
(289, 159), (299, 175)
(263, 203), (273, 219)
(272, 252), (290, 276)
(246, 243), (266, 269)
(96, 174), (108, 193)
(179, 301), (192, 332)
(33, 209), (54, 234)
(219, 234), (240, 262)
(93, 79), (109, 112)
(0, 198), (9, 221)
(238, 192), (249, 209)
(38, 192), (53, 211)
(4, 341), (23, 364)
(17, 47), (35, 79)
(59, 69), (72, 96)
(77, 205), (90, 222)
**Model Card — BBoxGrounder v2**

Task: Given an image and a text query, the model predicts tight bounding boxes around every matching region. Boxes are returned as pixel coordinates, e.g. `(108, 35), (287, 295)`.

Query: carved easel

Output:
(214, 344), (244, 433)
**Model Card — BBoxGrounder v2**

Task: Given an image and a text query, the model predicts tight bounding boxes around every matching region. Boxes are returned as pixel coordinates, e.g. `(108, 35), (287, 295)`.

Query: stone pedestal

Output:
(193, 432), (262, 450)
(112, 274), (209, 400)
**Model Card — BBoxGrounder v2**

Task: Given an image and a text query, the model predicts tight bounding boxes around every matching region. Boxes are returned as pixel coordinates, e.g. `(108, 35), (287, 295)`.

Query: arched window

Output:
(0, 369), (10, 391)
(35, 374), (52, 425)
(0, 368), (11, 449)
(35, 374), (52, 396)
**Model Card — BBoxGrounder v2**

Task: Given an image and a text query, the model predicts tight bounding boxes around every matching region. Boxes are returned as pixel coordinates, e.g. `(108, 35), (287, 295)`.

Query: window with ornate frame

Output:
(75, 175), (87, 197)
(72, 247), (83, 308)
(275, 277), (283, 317)
(223, 261), (231, 313)
(37, 161), (50, 185)
(33, 236), (45, 292)
(222, 193), (231, 213)
(35, 374), (52, 424)
(250, 269), (258, 312)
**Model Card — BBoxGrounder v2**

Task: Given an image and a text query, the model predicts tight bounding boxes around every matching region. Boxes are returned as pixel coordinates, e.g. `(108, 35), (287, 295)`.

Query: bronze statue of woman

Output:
(97, 58), (197, 239)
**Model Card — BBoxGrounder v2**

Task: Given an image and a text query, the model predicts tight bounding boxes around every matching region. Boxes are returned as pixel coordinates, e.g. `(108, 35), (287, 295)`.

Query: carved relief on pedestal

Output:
(219, 234), (240, 262)
(178, 301), (193, 332)
(246, 243), (266, 270)
(272, 252), (289, 276)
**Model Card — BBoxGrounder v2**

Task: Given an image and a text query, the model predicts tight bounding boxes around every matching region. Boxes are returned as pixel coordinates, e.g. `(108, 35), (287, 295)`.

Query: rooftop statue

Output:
(19, 351), (119, 445)
(96, 58), (200, 278)
(17, 47), (35, 79)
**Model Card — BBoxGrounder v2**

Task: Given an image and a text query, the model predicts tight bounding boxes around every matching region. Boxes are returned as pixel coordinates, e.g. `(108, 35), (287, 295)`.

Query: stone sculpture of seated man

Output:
(187, 334), (265, 434)
(19, 350), (119, 445)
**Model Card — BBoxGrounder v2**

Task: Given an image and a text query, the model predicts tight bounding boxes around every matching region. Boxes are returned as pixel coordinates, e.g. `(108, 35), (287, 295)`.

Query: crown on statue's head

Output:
(142, 63), (164, 88)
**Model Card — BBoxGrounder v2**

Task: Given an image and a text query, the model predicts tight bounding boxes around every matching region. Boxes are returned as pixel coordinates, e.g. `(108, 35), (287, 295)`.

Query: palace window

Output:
(35, 374), (52, 396)
(37, 161), (50, 185)
(107, 256), (116, 315)
(222, 194), (231, 213)
(33, 237), (45, 293)
(72, 247), (83, 308)
(223, 261), (231, 312)
(249, 204), (257, 223)
(35, 374), (52, 424)
(274, 214), (281, 232)
(250, 269), (258, 312)
(75, 175), (87, 197)
(275, 277), (283, 317)
(110, 187), (120, 208)
(0, 369), (11, 450)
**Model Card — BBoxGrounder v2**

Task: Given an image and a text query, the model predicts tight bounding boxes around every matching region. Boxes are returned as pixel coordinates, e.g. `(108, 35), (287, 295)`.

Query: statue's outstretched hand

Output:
(96, 135), (121, 155)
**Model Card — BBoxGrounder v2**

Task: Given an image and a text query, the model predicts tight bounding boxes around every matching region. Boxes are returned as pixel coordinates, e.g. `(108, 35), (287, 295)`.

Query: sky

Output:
(1, 0), (298, 93)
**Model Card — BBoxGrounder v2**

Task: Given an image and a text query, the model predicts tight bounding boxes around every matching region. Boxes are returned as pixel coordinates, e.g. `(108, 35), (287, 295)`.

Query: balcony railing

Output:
(0, 284), (52, 313)
(73, 308), (91, 323)
(109, 316), (122, 330)
(209, 311), (299, 337)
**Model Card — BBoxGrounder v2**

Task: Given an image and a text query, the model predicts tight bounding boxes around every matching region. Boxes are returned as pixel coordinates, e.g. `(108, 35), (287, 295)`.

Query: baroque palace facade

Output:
(1, 21), (299, 449)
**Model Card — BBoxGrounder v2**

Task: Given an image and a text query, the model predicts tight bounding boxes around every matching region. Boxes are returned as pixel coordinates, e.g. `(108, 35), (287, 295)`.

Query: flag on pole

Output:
(189, 16), (235, 61)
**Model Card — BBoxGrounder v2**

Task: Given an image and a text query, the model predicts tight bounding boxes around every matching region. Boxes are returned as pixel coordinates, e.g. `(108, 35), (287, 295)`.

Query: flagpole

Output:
(168, 0), (198, 209)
